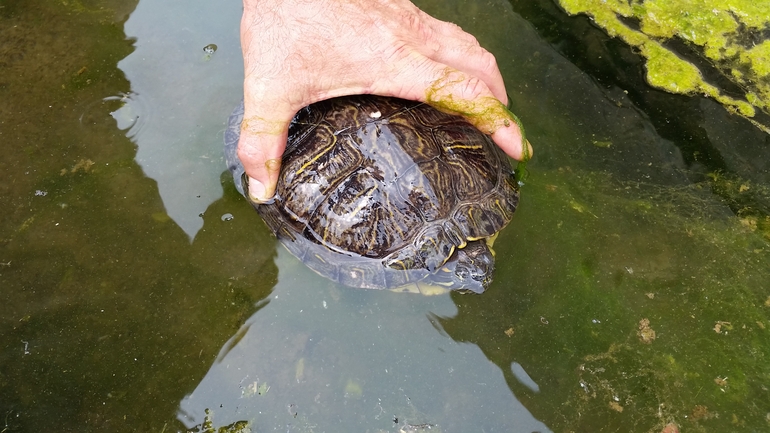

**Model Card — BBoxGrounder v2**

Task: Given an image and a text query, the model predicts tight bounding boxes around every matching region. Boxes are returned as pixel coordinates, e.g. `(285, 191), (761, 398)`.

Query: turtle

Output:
(224, 95), (520, 294)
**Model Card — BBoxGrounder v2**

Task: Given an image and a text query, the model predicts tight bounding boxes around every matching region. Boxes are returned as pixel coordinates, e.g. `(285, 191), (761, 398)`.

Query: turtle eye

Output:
(455, 266), (470, 281)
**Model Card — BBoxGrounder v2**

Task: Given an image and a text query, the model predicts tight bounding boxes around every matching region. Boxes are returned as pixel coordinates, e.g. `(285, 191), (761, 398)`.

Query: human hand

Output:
(239, 0), (532, 202)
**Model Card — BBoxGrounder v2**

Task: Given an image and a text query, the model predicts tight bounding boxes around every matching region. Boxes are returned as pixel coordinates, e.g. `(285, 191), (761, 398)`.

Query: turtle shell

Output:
(224, 95), (519, 293)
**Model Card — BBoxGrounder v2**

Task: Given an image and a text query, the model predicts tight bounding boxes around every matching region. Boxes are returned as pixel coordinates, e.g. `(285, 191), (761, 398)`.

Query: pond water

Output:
(1, 0), (769, 432)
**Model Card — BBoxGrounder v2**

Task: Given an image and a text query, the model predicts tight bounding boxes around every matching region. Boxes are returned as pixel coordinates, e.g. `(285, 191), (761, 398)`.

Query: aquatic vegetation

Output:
(557, 0), (770, 133)
(707, 170), (770, 240)
(502, 169), (770, 431)
(190, 409), (250, 433)
(3, 0), (768, 431)
(439, 163), (770, 431)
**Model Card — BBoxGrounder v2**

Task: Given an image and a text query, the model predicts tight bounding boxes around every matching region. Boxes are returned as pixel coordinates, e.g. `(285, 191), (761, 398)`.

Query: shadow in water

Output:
(3, 0), (769, 432)
(507, 0), (770, 206)
(175, 233), (551, 433)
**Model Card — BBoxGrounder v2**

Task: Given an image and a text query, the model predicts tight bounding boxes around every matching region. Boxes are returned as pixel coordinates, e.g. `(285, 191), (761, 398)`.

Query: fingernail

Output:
(525, 139), (534, 160)
(248, 176), (267, 202)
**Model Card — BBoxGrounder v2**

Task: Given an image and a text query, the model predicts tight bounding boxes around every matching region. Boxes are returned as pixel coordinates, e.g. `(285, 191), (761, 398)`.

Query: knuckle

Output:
(402, 9), (434, 43)
(461, 76), (488, 100)
(450, 22), (480, 46)
(476, 49), (500, 75)
(236, 141), (258, 163)
(465, 35), (481, 47)
(445, 21), (463, 33)
(382, 42), (412, 67)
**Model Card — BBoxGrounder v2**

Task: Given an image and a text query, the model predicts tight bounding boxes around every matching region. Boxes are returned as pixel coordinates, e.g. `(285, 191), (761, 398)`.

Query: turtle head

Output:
(440, 240), (495, 294)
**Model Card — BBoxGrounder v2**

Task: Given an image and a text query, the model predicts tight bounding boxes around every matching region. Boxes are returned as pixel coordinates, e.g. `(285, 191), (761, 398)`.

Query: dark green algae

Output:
(443, 0), (770, 428)
(556, 0), (770, 133)
(1, 0), (770, 432)
(440, 167), (770, 432)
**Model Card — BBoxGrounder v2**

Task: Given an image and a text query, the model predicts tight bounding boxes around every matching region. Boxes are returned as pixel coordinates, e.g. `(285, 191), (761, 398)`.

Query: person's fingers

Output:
(426, 42), (508, 105)
(238, 0), (530, 203)
(406, 12), (508, 104)
(492, 118), (533, 161)
(385, 61), (530, 161)
(428, 19), (480, 47)
(237, 108), (291, 202)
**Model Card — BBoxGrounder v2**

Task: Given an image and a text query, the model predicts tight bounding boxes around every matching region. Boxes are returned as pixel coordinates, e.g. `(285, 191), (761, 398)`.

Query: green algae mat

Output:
(2, 0), (770, 432)
(557, 0), (770, 133)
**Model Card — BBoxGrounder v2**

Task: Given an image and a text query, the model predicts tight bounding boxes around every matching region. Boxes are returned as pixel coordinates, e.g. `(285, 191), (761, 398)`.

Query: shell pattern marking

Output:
(226, 95), (519, 292)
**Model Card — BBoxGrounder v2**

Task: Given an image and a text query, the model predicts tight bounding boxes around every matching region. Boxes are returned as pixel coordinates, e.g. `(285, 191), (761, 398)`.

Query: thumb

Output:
(236, 109), (291, 203)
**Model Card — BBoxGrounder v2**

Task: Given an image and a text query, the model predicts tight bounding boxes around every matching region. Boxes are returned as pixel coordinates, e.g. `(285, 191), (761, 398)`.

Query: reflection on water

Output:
(1, 0), (769, 432)
(178, 248), (549, 432)
(115, 0), (243, 239)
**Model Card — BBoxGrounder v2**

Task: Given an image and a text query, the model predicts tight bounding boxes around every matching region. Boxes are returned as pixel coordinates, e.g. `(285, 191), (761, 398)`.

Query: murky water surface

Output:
(1, 0), (769, 432)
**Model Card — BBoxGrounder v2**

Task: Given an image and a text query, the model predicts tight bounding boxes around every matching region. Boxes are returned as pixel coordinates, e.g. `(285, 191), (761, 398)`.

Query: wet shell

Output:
(224, 95), (519, 293)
